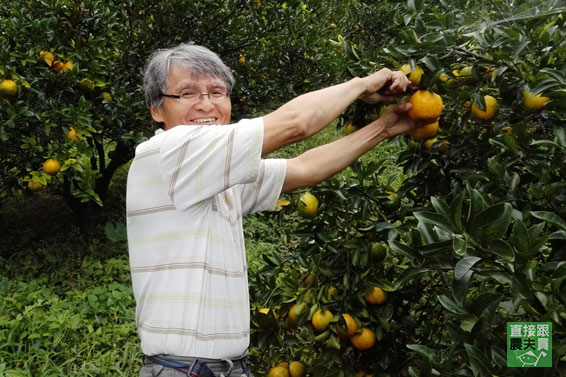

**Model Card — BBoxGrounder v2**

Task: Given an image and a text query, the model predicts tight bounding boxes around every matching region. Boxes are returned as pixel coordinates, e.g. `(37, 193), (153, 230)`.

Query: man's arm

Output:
(281, 102), (416, 193)
(261, 68), (409, 156)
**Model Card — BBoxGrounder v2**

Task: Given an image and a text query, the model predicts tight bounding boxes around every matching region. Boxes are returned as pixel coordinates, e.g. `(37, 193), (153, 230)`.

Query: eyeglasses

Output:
(160, 89), (229, 103)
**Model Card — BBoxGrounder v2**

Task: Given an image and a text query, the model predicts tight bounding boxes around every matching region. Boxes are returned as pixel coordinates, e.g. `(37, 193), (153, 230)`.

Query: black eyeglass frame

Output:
(159, 91), (230, 101)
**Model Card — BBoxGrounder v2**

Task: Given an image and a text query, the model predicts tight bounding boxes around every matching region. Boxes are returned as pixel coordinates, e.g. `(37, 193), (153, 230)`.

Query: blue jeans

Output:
(139, 354), (253, 377)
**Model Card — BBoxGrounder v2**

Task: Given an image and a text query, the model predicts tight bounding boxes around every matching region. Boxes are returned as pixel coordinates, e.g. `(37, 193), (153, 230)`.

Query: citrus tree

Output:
(249, 0), (566, 376)
(0, 0), (354, 232)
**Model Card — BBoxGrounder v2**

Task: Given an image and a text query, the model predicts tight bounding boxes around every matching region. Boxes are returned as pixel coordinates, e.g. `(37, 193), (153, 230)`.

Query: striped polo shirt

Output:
(126, 117), (286, 358)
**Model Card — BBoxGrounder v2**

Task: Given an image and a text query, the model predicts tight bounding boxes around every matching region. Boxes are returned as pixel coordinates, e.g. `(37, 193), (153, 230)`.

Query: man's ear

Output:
(150, 106), (164, 123)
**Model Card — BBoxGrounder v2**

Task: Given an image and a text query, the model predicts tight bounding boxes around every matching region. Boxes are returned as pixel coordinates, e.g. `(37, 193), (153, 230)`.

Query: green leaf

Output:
(470, 203), (513, 243)
(467, 187), (486, 222)
(453, 269), (473, 304)
(389, 240), (423, 262)
(453, 235), (468, 256)
(437, 294), (470, 316)
(454, 256), (482, 280)
(487, 239), (515, 262)
(414, 211), (455, 232)
(450, 190), (465, 232)
(406, 344), (437, 363)
(394, 267), (430, 290)
(464, 344), (492, 377)
(511, 220), (530, 254)
(531, 211), (566, 231)
(431, 197), (450, 219)
(418, 240), (453, 256)
(104, 222), (127, 242)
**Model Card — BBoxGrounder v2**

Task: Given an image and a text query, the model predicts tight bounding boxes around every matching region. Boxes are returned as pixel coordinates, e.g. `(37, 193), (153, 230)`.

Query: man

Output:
(127, 43), (415, 377)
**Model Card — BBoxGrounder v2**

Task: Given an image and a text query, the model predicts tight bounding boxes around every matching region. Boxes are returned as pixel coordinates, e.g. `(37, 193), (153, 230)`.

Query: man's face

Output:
(150, 64), (232, 129)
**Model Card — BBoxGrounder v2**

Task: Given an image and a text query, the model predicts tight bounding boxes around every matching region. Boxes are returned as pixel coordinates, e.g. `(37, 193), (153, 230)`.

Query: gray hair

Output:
(143, 43), (235, 109)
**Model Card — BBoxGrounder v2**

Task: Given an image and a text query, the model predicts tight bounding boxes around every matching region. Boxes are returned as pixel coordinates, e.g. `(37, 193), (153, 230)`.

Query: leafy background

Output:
(1, 0), (566, 376)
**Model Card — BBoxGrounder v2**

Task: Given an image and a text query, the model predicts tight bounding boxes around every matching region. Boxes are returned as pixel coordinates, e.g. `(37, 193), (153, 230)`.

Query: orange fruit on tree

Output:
(269, 366), (290, 377)
(43, 159), (61, 175)
(351, 327), (376, 350)
(80, 78), (95, 91)
(400, 63), (424, 85)
(288, 361), (306, 377)
(67, 127), (82, 143)
(344, 122), (358, 135)
(39, 51), (54, 66)
(456, 66), (473, 82)
(327, 285), (338, 300)
(370, 242), (387, 262)
(297, 192), (319, 219)
(0, 80), (18, 98)
(407, 90), (443, 123)
(63, 61), (74, 71)
(311, 308), (333, 332)
(365, 287), (387, 305)
(471, 95), (498, 120)
(523, 91), (550, 110)
(52, 60), (65, 72)
(27, 181), (44, 191)
(336, 313), (358, 340)
(408, 121), (439, 140)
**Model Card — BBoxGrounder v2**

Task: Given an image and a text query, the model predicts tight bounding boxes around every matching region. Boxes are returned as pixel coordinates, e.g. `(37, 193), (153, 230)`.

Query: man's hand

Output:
(373, 101), (421, 139)
(359, 68), (411, 103)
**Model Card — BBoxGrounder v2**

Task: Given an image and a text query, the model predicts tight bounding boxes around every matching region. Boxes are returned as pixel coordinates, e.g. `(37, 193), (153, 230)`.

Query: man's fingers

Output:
(389, 101), (412, 113)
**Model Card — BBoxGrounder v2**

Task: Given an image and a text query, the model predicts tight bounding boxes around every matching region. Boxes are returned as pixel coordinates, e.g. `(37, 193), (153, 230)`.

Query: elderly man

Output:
(127, 43), (415, 377)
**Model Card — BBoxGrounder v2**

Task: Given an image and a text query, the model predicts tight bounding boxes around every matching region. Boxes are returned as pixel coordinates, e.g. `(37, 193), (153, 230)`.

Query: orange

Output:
(80, 78), (95, 91)
(351, 327), (376, 350)
(311, 309), (333, 332)
(400, 64), (424, 85)
(523, 91), (550, 110)
(63, 61), (74, 71)
(288, 361), (306, 377)
(408, 90), (443, 123)
(408, 121), (439, 140)
(370, 242), (387, 262)
(27, 181), (44, 191)
(67, 127), (82, 143)
(471, 95), (498, 120)
(301, 272), (315, 287)
(52, 61), (65, 72)
(297, 192), (318, 219)
(336, 313), (358, 340)
(39, 51), (54, 66)
(269, 366), (290, 377)
(456, 66), (473, 82)
(344, 122), (358, 135)
(43, 159), (61, 175)
(0, 80), (18, 98)
(327, 285), (338, 300)
(365, 287), (387, 305)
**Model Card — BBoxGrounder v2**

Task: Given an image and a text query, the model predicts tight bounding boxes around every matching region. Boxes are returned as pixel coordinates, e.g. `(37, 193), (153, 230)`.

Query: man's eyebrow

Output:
(175, 81), (227, 90)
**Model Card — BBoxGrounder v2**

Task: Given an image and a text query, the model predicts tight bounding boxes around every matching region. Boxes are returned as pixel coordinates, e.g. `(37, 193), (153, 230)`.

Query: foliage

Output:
(0, 0), (351, 230)
(249, 0), (566, 376)
(0, 245), (137, 377)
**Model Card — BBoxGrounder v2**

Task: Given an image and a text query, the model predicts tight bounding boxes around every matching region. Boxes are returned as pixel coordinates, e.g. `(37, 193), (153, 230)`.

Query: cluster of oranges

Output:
(262, 282), (389, 376)
(39, 51), (73, 72)
(400, 63), (550, 148)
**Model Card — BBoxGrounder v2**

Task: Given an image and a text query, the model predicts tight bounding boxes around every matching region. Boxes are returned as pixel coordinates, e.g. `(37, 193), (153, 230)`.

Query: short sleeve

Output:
(240, 158), (287, 215)
(159, 118), (264, 211)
